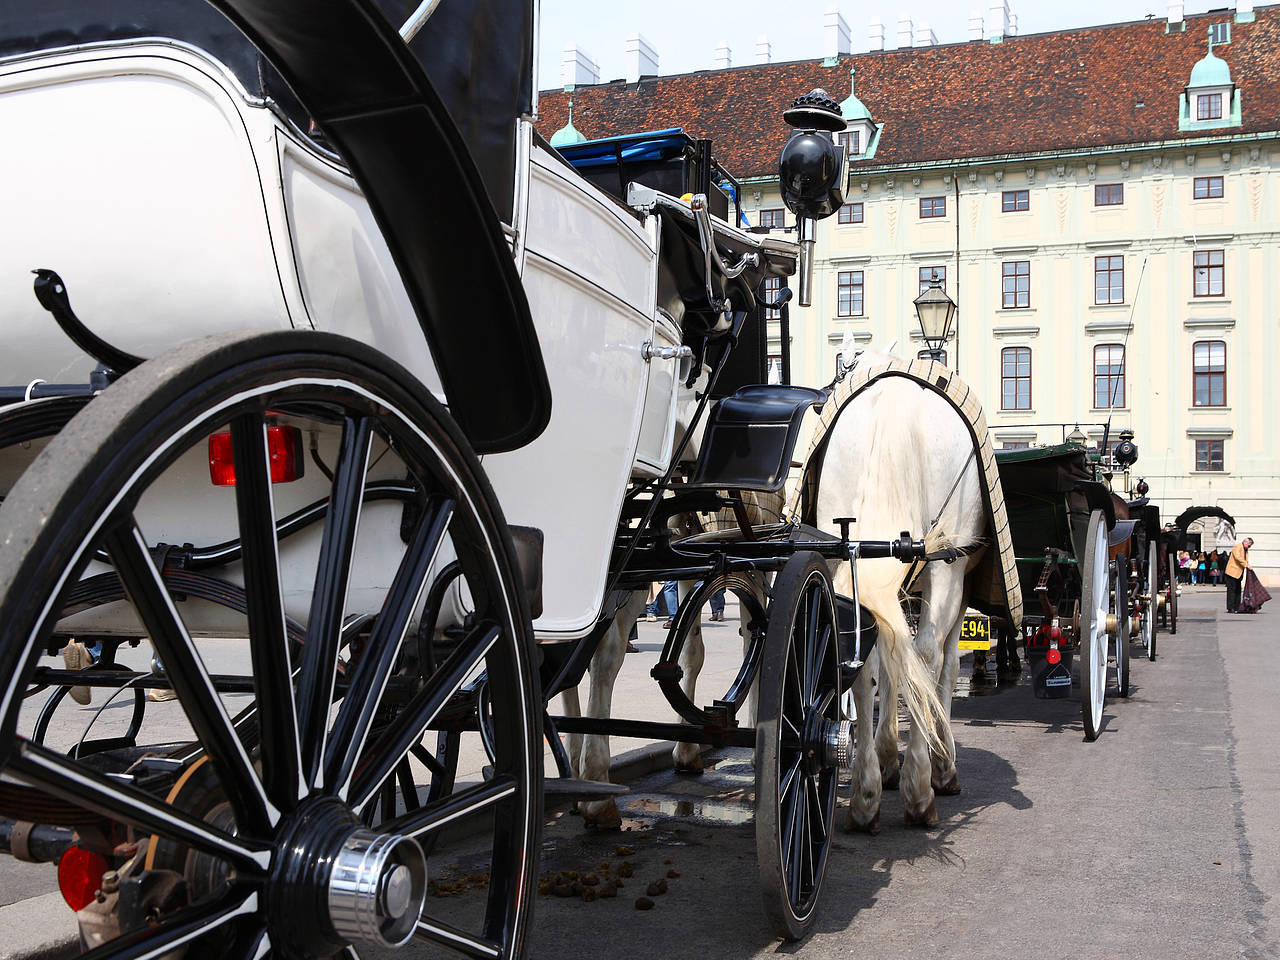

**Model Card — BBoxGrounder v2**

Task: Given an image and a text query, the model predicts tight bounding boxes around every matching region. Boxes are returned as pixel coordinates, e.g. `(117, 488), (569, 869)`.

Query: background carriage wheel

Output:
(0, 331), (542, 960)
(1143, 541), (1158, 659)
(755, 551), (843, 941)
(1078, 510), (1109, 741)
(1113, 557), (1131, 698)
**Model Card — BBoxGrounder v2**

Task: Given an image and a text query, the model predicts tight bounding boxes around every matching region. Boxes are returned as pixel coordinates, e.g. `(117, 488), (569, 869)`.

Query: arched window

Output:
(1001, 347), (1031, 410)
(1093, 344), (1125, 408)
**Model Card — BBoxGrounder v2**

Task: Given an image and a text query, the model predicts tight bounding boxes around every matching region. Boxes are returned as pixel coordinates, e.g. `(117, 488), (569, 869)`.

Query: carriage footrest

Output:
(542, 778), (630, 800)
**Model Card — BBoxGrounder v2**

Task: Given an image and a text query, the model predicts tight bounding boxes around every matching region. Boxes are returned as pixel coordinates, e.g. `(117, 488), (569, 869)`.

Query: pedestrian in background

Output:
(661, 580), (679, 629)
(709, 588), (726, 622)
(1225, 537), (1254, 613)
(1209, 552), (1220, 585)
(1197, 552), (1207, 585)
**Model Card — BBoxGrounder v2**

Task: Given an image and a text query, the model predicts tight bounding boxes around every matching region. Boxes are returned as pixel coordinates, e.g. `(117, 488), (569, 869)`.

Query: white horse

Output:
(815, 363), (987, 830)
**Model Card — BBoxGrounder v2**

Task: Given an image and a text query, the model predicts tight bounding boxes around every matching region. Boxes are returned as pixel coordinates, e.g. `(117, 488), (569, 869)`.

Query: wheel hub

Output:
(269, 798), (427, 956)
(801, 710), (852, 774)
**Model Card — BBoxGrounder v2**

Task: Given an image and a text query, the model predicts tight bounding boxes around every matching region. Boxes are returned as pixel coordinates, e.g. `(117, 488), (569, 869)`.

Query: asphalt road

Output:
(4, 588), (1276, 960)
(516, 587), (1278, 960)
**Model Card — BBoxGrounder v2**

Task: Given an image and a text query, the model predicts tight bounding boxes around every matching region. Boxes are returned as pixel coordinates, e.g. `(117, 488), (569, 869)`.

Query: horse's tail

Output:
(846, 559), (952, 764)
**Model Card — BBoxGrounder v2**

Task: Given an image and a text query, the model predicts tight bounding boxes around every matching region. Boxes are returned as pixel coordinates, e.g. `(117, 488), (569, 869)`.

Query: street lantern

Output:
(913, 279), (956, 362)
(1066, 425), (1088, 447)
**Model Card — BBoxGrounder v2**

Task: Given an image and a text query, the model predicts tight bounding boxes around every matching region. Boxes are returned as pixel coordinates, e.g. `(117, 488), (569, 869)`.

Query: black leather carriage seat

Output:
(686, 384), (826, 493)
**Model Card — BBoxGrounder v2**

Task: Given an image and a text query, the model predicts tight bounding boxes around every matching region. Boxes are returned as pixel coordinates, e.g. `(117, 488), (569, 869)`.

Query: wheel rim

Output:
(1079, 511), (1108, 739)
(756, 554), (841, 940)
(1144, 542), (1158, 657)
(0, 333), (540, 959)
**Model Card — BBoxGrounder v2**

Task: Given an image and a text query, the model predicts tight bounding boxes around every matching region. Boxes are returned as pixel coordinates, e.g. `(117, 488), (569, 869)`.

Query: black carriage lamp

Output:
(913, 279), (956, 362)
(1113, 429), (1139, 469)
(778, 88), (848, 306)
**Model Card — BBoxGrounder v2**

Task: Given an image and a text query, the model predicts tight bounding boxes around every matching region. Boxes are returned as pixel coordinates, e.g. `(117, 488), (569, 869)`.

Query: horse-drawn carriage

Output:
(995, 429), (1166, 740)
(0, 1), (953, 954)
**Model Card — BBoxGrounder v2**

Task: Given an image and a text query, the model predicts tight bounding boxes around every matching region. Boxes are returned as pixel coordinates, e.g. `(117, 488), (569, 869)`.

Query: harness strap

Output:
(930, 445), (977, 530)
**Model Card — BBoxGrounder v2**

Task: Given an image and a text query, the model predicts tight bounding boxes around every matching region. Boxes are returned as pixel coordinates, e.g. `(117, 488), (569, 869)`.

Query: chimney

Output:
(1238, 0), (1255, 17)
(987, 0), (1010, 40)
(562, 44), (600, 87)
(868, 16), (885, 51)
(1168, 0), (1184, 25)
(969, 9), (984, 40)
(756, 34), (772, 63)
(625, 33), (658, 83)
(714, 41), (732, 70)
(1008, 11), (1018, 36)
(898, 14), (913, 49)
(825, 6), (852, 61)
(914, 20), (938, 46)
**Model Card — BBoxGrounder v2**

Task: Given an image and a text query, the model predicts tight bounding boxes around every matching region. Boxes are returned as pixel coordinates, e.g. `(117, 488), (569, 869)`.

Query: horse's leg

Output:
(902, 567), (966, 827)
(561, 685), (583, 777)
(579, 594), (645, 827)
(875, 651), (901, 790)
(932, 613), (963, 796)
(844, 646), (882, 832)
(672, 580), (706, 773)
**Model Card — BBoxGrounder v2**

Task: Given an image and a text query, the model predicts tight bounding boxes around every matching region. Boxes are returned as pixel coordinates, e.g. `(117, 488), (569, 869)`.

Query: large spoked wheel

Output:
(756, 551), (844, 941)
(1078, 510), (1109, 741)
(0, 332), (542, 960)
(1142, 541), (1158, 659)
(1113, 557), (1131, 699)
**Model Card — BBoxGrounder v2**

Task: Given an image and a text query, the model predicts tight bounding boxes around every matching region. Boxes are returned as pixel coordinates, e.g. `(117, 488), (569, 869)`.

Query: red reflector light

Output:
(208, 426), (304, 486)
(1046, 647), (1062, 665)
(58, 846), (109, 911)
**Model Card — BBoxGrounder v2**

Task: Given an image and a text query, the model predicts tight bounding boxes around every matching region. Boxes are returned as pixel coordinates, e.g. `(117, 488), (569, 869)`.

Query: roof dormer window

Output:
(1180, 28), (1241, 132)
(838, 66), (880, 161)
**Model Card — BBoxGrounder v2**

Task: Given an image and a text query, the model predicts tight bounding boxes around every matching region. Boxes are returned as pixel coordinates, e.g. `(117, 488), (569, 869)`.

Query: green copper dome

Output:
(1189, 50), (1231, 88)
(839, 66), (872, 123)
(550, 99), (587, 147)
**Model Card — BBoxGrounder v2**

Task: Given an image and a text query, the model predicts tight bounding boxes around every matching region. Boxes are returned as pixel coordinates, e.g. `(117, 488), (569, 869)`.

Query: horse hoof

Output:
(903, 800), (938, 829)
(844, 808), (880, 834)
(881, 764), (900, 791)
(672, 753), (704, 775)
(581, 797), (623, 830)
(933, 773), (961, 796)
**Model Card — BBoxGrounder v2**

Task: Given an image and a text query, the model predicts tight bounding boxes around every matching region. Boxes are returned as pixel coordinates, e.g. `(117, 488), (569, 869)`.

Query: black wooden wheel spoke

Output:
(325, 496), (455, 796)
(351, 621), (501, 808)
(810, 625), (832, 707)
(102, 523), (275, 835)
(806, 776), (828, 851)
(71, 890), (259, 960)
(411, 741), (450, 779)
(803, 585), (821, 703)
(415, 916), (503, 960)
(298, 415), (374, 788)
(786, 781), (806, 899)
(10, 739), (269, 873)
(229, 413), (305, 812)
(778, 755), (803, 807)
(384, 775), (517, 841)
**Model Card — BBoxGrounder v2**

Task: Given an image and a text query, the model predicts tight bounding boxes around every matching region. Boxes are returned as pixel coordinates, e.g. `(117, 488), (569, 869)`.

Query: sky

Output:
(537, 0), (1225, 90)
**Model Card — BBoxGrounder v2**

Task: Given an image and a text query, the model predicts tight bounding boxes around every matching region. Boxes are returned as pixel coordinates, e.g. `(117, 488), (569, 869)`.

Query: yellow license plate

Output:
(958, 614), (991, 650)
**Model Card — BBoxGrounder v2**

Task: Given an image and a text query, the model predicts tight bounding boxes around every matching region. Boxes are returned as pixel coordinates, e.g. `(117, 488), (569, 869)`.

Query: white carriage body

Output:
(0, 37), (786, 640)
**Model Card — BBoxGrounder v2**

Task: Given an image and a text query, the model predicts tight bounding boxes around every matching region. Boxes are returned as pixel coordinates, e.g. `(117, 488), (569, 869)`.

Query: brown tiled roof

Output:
(537, 9), (1280, 180)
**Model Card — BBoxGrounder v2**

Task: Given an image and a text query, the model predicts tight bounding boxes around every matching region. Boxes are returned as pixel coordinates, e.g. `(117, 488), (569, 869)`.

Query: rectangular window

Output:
(837, 130), (861, 155)
(1197, 93), (1224, 121)
(1193, 340), (1227, 406)
(1000, 441), (1030, 451)
(1094, 183), (1124, 206)
(837, 202), (864, 224)
(1195, 439), (1225, 472)
(919, 196), (946, 219)
(837, 270), (864, 317)
(759, 208), (785, 230)
(1208, 21), (1230, 45)
(918, 266), (946, 295)
(763, 275), (782, 319)
(1193, 249), (1225, 297)
(1093, 344), (1126, 408)
(1001, 346), (1031, 410)
(1094, 255), (1124, 305)
(917, 348), (948, 365)
(1001, 260), (1030, 309)
(1194, 176), (1224, 199)
(1001, 190), (1030, 212)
